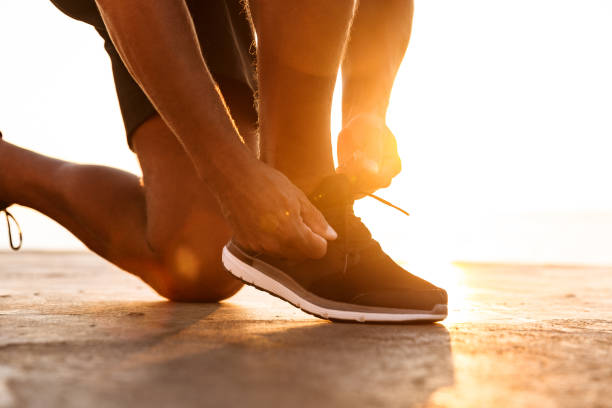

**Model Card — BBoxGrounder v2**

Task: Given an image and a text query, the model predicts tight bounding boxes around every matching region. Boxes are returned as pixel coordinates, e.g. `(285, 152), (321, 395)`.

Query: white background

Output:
(1, 0), (611, 266)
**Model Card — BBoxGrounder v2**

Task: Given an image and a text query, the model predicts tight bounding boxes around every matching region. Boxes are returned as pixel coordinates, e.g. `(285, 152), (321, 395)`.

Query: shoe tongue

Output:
(308, 174), (353, 211)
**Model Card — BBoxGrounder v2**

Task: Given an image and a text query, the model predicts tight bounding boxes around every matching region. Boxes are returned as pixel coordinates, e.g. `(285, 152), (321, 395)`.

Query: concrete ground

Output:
(1, 252), (611, 408)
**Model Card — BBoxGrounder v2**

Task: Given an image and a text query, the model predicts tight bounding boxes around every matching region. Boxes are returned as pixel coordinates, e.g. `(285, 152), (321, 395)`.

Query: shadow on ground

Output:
(3, 252), (612, 407)
(2, 299), (454, 408)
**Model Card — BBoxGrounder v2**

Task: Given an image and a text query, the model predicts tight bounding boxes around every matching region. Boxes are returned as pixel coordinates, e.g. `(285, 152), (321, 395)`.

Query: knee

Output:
(140, 241), (242, 302)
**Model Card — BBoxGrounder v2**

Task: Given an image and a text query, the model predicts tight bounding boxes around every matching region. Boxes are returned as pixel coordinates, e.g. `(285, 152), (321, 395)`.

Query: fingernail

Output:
(326, 225), (338, 240)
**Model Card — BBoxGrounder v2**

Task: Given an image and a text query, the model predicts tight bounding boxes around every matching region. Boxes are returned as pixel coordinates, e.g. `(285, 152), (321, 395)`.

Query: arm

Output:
(95, 0), (249, 186)
(95, 0), (336, 258)
(338, 0), (414, 193)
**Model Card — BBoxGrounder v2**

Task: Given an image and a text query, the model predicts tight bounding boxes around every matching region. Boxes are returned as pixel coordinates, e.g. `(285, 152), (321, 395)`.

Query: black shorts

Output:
(49, 0), (257, 150)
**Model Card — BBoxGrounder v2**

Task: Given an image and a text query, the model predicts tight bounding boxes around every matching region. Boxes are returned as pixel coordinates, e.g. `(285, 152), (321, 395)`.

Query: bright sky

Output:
(1, 0), (611, 266)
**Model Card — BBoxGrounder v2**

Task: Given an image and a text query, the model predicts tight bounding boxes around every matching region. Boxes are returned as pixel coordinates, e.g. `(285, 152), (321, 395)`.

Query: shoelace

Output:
(364, 193), (410, 217)
(2, 208), (22, 251)
(340, 193), (409, 274)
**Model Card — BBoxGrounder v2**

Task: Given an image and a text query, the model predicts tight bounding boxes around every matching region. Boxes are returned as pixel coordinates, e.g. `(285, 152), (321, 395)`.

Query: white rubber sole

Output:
(222, 247), (447, 323)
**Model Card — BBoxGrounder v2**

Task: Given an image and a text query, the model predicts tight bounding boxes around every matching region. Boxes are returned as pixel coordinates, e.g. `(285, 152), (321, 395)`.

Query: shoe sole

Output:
(222, 246), (447, 324)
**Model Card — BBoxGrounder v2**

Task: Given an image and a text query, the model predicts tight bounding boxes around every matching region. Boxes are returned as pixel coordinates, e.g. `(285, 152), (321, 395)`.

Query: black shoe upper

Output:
(253, 174), (447, 311)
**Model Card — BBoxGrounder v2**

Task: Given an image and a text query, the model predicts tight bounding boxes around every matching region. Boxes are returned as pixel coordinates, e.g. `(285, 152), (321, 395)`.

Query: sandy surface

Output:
(1, 252), (611, 408)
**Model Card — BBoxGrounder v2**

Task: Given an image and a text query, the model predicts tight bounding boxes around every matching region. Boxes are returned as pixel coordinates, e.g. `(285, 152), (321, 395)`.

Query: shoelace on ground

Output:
(340, 193), (410, 274)
(2, 208), (22, 251)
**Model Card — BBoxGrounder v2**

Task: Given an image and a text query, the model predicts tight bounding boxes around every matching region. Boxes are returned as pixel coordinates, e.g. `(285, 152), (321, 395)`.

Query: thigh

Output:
(188, 0), (259, 152)
(188, 0), (257, 93)
(132, 115), (243, 302)
(50, 0), (258, 151)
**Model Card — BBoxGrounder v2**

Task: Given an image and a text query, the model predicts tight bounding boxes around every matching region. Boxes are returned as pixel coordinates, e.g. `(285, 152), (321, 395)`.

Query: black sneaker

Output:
(222, 174), (447, 323)
(0, 131), (22, 251)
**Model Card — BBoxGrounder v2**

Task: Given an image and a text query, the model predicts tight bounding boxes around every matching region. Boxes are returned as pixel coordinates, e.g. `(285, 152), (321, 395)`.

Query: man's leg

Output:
(248, 0), (357, 193)
(251, 0), (411, 195)
(132, 76), (257, 300)
(0, 78), (256, 302)
(219, 0), (447, 323)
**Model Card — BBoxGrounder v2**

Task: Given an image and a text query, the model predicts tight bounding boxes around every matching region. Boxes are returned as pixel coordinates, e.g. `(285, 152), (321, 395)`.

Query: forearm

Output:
(341, 0), (414, 125)
(95, 0), (254, 190)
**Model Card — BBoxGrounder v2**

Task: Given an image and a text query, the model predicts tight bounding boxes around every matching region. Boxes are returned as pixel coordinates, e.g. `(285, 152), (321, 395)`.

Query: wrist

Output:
(200, 140), (260, 198)
(342, 106), (387, 128)
(342, 79), (389, 127)
(341, 112), (386, 131)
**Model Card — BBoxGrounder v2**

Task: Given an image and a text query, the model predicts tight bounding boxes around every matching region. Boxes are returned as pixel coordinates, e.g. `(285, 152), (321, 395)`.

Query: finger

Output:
(379, 157), (401, 186)
(351, 164), (383, 194)
(339, 158), (380, 187)
(382, 129), (401, 178)
(380, 177), (392, 189)
(337, 167), (374, 196)
(300, 199), (337, 241)
(339, 152), (394, 194)
(293, 221), (328, 259)
(272, 239), (305, 260)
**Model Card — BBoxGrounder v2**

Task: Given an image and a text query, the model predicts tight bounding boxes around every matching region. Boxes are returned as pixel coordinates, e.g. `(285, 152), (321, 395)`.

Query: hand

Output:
(337, 114), (402, 195)
(218, 160), (337, 260)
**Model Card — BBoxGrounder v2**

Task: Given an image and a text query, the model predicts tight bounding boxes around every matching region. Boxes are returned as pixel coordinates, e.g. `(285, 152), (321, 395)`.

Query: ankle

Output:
(0, 140), (36, 207)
